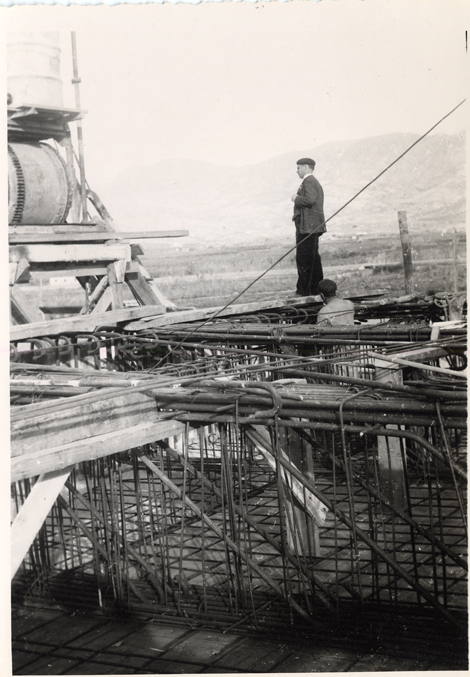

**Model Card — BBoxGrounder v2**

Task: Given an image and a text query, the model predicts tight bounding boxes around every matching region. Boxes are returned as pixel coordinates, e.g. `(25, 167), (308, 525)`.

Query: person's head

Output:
(318, 279), (337, 301)
(296, 158), (315, 179)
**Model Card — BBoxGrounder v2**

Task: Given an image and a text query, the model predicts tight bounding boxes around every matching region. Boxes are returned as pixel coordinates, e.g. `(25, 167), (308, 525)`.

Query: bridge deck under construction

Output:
(10, 294), (468, 672)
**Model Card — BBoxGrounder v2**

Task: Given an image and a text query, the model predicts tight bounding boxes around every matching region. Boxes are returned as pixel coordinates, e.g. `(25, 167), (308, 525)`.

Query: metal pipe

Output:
(71, 32), (88, 222)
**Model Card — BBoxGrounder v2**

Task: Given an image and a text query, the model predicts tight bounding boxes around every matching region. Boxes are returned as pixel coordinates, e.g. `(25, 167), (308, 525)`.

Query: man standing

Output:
(316, 279), (355, 326)
(291, 158), (326, 296)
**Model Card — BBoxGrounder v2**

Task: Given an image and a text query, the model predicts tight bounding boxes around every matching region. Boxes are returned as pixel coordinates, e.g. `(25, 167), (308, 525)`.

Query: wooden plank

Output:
(11, 466), (73, 577)
(9, 230), (189, 243)
(126, 298), (291, 330)
(11, 390), (160, 457)
(9, 243), (131, 264)
(11, 420), (186, 482)
(32, 264), (110, 278)
(10, 304), (165, 341)
(10, 286), (45, 324)
(91, 286), (113, 313)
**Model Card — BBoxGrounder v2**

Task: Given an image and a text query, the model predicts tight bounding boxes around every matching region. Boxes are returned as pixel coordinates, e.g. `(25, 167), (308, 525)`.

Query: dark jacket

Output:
(292, 174), (326, 235)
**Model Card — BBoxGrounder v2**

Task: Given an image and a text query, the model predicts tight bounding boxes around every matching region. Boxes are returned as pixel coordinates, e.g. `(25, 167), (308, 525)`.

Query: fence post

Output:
(398, 211), (414, 294)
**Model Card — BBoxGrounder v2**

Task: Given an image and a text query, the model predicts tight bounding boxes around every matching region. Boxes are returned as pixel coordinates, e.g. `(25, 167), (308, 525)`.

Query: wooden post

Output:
(398, 211), (414, 294)
(278, 427), (320, 556)
(374, 357), (407, 512)
(107, 260), (126, 309)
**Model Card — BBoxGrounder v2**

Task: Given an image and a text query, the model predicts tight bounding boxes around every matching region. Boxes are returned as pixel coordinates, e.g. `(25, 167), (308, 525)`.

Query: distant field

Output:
(141, 232), (466, 308)
(21, 231), (466, 314)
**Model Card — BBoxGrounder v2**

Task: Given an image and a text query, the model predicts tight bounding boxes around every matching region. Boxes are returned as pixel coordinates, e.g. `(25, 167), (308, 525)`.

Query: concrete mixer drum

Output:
(8, 142), (72, 225)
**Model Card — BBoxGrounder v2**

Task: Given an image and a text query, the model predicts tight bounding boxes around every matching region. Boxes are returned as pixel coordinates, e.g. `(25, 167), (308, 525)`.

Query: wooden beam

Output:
(11, 390), (161, 458)
(91, 286), (113, 313)
(9, 230), (189, 243)
(32, 264), (110, 278)
(126, 298), (292, 330)
(107, 260), (126, 309)
(9, 243), (131, 264)
(11, 467), (74, 577)
(10, 304), (165, 341)
(125, 269), (162, 306)
(135, 262), (178, 309)
(12, 420), (186, 482)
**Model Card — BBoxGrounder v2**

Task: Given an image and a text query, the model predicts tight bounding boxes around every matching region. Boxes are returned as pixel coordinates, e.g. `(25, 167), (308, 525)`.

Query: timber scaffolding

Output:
(10, 294), (468, 663)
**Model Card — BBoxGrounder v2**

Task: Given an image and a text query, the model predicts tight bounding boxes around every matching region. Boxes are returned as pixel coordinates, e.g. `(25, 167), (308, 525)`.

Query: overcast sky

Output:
(4, 1), (468, 186)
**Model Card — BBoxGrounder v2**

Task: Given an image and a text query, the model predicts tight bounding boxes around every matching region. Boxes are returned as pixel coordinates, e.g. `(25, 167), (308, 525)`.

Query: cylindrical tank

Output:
(7, 32), (63, 108)
(8, 142), (72, 224)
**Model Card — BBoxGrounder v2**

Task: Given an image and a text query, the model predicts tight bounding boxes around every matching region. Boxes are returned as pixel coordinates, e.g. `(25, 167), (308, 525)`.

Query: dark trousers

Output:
(295, 230), (323, 296)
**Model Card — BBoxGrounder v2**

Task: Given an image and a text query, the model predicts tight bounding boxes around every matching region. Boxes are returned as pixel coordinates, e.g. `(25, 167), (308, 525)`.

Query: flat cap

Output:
(297, 157), (315, 167)
(318, 279), (337, 295)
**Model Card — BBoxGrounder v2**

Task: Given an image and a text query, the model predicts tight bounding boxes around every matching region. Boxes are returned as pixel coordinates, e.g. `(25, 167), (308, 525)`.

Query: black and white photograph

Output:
(5, 1), (468, 674)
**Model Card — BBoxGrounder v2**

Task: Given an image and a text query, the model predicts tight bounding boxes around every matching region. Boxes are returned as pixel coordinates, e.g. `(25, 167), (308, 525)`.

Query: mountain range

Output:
(94, 131), (465, 247)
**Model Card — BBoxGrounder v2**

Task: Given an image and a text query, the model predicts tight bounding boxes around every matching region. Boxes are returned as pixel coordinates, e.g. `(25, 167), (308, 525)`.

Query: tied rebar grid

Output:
(10, 311), (467, 634)
(12, 419), (467, 631)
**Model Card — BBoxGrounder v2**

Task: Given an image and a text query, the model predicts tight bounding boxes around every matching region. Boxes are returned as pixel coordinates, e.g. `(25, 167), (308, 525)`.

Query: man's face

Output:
(296, 164), (310, 179)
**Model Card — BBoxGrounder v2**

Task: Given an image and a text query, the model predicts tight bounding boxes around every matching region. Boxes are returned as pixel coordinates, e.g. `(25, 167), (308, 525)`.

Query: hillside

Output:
(94, 132), (465, 247)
